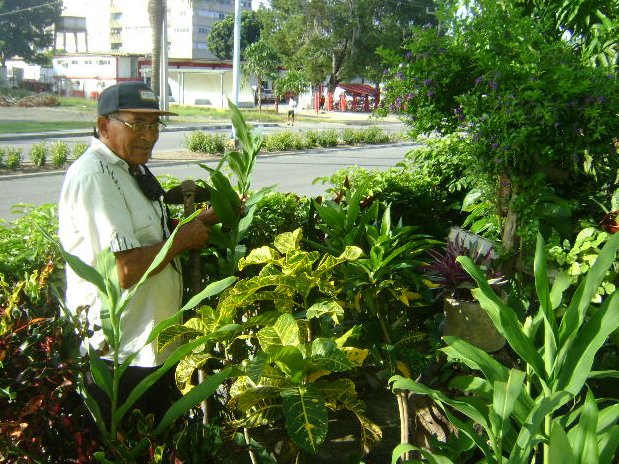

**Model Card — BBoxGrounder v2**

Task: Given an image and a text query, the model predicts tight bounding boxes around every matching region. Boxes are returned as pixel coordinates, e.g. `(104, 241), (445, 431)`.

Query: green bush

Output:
(243, 192), (309, 250)
(262, 130), (306, 151)
(184, 131), (227, 154)
(302, 129), (321, 148)
(358, 126), (390, 144)
(5, 147), (22, 170)
(50, 141), (70, 167)
(341, 127), (363, 145)
(72, 142), (89, 160)
(314, 129), (339, 147)
(29, 142), (47, 167)
(0, 147), (5, 168)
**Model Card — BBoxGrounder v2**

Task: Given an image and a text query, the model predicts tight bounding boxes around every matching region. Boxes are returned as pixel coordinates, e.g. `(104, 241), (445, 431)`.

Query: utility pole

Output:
(160, 0), (169, 114)
(232, 0), (241, 107)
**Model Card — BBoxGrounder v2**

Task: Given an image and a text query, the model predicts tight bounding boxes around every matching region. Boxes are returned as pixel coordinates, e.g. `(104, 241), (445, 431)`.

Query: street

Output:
(0, 142), (418, 221)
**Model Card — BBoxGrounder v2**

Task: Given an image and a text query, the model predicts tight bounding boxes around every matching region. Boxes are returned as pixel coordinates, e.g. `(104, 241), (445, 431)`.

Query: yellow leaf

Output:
(396, 361), (412, 378)
(343, 347), (368, 367)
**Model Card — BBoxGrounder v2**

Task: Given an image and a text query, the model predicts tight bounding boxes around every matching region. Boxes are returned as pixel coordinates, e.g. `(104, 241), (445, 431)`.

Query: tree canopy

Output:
(258, 0), (437, 91)
(207, 10), (262, 61)
(0, 0), (63, 66)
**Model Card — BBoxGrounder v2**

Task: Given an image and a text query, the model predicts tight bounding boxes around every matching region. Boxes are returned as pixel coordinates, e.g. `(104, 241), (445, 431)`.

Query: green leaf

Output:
(598, 425), (619, 464)
(257, 313), (301, 351)
(570, 389), (599, 463)
(492, 368), (525, 441)
(306, 299), (344, 323)
(87, 344), (112, 400)
(153, 367), (237, 436)
(461, 256), (546, 382)
(391, 443), (454, 464)
(175, 353), (212, 394)
(555, 290), (619, 394)
(274, 228), (303, 254)
(548, 421), (576, 463)
(281, 384), (328, 452)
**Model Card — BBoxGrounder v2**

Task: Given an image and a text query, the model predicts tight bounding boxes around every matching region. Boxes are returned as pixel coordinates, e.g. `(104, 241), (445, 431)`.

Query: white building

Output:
(54, 0), (256, 107)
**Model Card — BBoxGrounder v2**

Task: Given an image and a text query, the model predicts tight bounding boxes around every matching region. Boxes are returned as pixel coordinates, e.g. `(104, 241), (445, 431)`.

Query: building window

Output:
(193, 42), (208, 49)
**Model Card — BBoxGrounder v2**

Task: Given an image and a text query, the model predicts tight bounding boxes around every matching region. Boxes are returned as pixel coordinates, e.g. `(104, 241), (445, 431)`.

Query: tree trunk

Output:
(148, 0), (163, 95)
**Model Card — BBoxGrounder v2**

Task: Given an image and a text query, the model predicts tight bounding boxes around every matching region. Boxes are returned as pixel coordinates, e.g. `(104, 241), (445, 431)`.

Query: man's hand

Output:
(177, 219), (211, 251)
(197, 206), (219, 226)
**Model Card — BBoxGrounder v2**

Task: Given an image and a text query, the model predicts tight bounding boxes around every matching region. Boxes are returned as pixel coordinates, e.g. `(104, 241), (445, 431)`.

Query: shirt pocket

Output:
(131, 204), (160, 242)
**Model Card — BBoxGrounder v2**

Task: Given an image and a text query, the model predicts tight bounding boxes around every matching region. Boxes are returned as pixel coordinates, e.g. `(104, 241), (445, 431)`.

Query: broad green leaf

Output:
(556, 290), (619, 394)
(493, 368), (526, 440)
(390, 375), (490, 430)
(391, 443), (454, 464)
(449, 375), (492, 397)
(309, 345), (354, 373)
(343, 397), (383, 451)
(534, 233), (558, 374)
(598, 425), (619, 464)
(462, 256), (546, 382)
(510, 391), (572, 464)
(269, 345), (305, 378)
(257, 313), (301, 351)
(87, 344), (112, 400)
(548, 421), (576, 463)
(238, 246), (279, 270)
(313, 378), (357, 403)
(274, 228), (303, 254)
(178, 276), (236, 314)
(597, 404), (619, 434)
(153, 367), (237, 436)
(175, 353), (211, 394)
(281, 384), (328, 452)
(157, 324), (203, 353)
(306, 299), (345, 322)
(559, 232), (619, 347)
(233, 385), (281, 413)
(570, 389), (599, 463)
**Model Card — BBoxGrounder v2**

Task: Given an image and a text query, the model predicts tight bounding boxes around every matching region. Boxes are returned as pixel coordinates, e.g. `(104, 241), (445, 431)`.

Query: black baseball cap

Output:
(97, 81), (178, 116)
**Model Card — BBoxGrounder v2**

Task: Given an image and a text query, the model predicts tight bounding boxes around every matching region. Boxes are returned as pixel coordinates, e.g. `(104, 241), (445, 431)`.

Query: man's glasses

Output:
(108, 115), (166, 132)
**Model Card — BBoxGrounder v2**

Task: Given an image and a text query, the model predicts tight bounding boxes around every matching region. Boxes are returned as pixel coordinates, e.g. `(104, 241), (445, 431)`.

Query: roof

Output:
(338, 83), (378, 96)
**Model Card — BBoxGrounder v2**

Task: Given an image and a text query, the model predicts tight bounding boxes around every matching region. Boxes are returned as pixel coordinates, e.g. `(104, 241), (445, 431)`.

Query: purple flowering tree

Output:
(378, 1), (619, 272)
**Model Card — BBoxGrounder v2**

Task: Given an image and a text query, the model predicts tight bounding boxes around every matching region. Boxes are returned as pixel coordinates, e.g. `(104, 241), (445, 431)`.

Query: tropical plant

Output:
(199, 100), (271, 277)
(42, 211), (237, 462)
(390, 232), (619, 463)
(158, 228), (381, 460)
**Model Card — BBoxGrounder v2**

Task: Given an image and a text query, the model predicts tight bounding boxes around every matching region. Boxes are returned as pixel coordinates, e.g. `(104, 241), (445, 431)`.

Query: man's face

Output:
(97, 111), (161, 168)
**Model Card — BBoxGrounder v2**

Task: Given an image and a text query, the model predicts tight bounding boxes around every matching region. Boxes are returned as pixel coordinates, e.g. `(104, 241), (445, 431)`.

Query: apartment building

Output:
(60, 0), (252, 60)
(55, 0), (255, 107)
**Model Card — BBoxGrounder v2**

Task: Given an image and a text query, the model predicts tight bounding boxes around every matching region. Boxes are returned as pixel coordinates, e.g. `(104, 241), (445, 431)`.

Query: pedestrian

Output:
(287, 96), (297, 125)
(58, 81), (219, 427)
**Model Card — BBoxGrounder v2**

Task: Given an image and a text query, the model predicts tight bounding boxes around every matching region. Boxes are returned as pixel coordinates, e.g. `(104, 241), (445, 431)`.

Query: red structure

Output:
(330, 83), (380, 112)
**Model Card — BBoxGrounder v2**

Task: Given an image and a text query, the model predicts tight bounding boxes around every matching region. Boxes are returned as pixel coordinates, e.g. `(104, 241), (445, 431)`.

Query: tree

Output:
(206, 10), (262, 61)
(0, 0), (63, 66)
(242, 40), (281, 112)
(259, 0), (436, 92)
(148, 0), (164, 96)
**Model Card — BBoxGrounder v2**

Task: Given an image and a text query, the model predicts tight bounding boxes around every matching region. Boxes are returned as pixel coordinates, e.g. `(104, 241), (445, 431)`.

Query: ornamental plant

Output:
(390, 232), (619, 463)
(378, 1), (619, 267)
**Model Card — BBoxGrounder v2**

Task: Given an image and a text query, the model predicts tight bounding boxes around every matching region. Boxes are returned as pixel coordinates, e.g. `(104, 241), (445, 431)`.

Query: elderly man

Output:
(58, 81), (215, 423)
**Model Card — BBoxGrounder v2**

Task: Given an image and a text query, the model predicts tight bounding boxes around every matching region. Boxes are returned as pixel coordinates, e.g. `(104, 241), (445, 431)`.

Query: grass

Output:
(0, 121), (95, 134)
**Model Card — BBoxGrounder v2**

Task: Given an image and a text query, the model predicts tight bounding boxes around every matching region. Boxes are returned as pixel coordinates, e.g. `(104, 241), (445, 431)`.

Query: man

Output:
(58, 81), (216, 424)
(287, 96), (297, 125)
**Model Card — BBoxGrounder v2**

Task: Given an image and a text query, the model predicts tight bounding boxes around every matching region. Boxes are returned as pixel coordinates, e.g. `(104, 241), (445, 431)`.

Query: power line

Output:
(0, 0), (63, 18)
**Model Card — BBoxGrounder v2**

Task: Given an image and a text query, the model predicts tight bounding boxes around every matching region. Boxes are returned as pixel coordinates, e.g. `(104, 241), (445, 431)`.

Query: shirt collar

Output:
(90, 137), (131, 172)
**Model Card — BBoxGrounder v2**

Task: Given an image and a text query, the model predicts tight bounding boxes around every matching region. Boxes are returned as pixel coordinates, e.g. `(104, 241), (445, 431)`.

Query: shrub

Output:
(29, 142), (47, 167)
(50, 141), (70, 167)
(5, 147), (22, 170)
(303, 129), (321, 148)
(243, 191), (309, 250)
(314, 129), (339, 147)
(0, 147), (5, 168)
(184, 131), (227, 154)
(342, 127), (363, 145)
(72, 142), (89, 160)
(359, 126), (390, 144)
(262, 130), (306, 151)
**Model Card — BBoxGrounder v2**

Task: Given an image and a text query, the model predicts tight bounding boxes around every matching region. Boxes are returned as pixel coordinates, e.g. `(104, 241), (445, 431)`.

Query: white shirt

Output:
(58, 137), (182, 367)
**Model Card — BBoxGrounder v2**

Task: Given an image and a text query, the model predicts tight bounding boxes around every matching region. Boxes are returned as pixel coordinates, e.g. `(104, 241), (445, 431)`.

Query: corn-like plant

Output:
(42, 212), (237, 462)
(390, 232), (619, 464)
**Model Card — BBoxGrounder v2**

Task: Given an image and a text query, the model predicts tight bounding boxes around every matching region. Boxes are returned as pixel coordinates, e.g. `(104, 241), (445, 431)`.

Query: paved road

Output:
(0, 142), (418, 222)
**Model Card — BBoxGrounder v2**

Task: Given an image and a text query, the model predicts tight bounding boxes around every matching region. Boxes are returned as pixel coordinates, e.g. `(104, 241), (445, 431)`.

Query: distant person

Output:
(287, 97), (297, 125)
(58, 81), (220, 427)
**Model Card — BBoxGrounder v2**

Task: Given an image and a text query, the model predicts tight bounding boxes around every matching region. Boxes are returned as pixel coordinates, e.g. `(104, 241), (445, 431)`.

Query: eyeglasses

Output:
(108, 115), (166, 132)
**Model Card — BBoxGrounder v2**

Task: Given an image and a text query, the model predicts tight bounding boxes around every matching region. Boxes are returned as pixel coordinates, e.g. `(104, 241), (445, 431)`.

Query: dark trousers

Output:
(84, 360), (180, 430)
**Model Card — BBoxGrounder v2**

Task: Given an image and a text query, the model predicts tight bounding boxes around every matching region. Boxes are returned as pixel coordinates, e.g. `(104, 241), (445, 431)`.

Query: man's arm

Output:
(115, 219), (210, 289)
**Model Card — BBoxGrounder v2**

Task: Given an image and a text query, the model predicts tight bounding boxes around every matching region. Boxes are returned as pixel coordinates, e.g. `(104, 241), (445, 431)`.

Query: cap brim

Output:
(118, 108), (178, 116)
